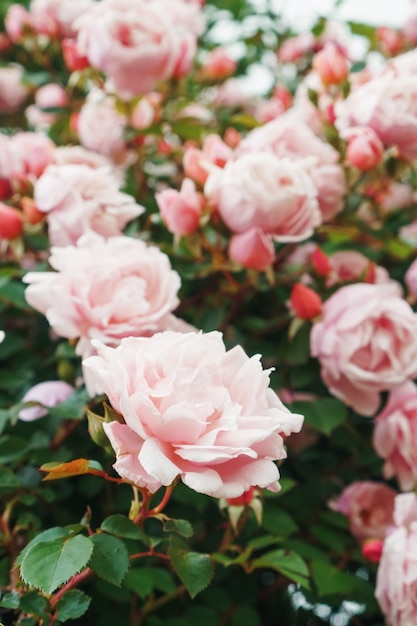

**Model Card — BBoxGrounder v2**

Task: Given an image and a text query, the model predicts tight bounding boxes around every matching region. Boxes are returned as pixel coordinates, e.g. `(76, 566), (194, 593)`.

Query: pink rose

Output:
(156, 178), (203, 236)
(12, 132), (56, 180)
(405, 259), (417, 301)
(5, 5), (33, 42)
(24, 231), (182, 359)
(373, 382), (417, 491)
(228, 228), (275, 271)
(311, 283), (417, 416)
(205, 152), (321, 242)
(77, 92), (131, 165)
(201, 47), (237, 80)
(26, 83), (68, 129)
(82, 331), (304, 497)
(326, 251), (390, 287)
(342, 126), (384, 171)
(335, 71), (417, 160)
(34, 164), (143, 246)
(183, 134), (233, 186)
(312, 43), (349, 86)
(238, 115), (346, 221)
(30, 0), (93, 38)
(329, 481), (396, 540)
(76, 0), (187, 98)
(376, 493), (417, 626)
(0, 66), (28, 112)
(19, 380), (74, 422)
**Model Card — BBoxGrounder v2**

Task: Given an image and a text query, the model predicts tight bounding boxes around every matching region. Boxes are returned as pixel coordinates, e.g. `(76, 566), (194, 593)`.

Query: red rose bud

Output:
(311, 247), (331, 276)
(345, 127), (384, 172)
(290, 283), (323, 320)
(0, 177), (12, 200)
(0, 203), (24, 239)
(227, 486), (255, 506)
(362, 538), (384, 563)
(62, 38), (89, 71)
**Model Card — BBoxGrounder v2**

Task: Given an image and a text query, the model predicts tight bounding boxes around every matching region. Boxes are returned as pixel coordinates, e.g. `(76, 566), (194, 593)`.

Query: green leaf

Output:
(251, 550), (310, 590)
(163, 519), (194, 538)
(167, 548), (214, 599)
(262, 508), (298, 536)
(56, 590), (91, 622)
(20, 535), (94, 594)
(0, 591), (20, 609)
(100, 515), (148, 542)
(123, 567), (176, 598)
(0, 280), (31, 310)
(0, 466), (21, 489)
(311, 559), (355, 597)
(19, 592), (48, 617)
(0, 436), (29, 463)
(290, 398), (348, 436)
(89, 534), (129, 586)
(15, 527), (72, 566)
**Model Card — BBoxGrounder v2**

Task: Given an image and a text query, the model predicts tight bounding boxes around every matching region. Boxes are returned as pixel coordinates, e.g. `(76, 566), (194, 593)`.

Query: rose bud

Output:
(290, 284), (323, 320)
(362, 538), (384, 563)
(228, 228), (275, 271)
(0, 203), (24, 240)
(344, 127), (384, 171)
(313, 43), (349, 86)
(311, 247), (331, 276)
(62, 38), (89, 71)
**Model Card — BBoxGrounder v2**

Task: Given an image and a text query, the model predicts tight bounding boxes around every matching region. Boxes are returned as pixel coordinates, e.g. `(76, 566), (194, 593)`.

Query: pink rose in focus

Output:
(238, 115), (346, 221)
(0, 66), (28, 112)
(205, 152), (321, 242)
(376, 492), (417, 626)
(19, 380), (74, 422)
(76, 0), (187, 98)
(77, 92), (130, 165)
(329, 481), (396, 541)
(228, 228), (275, 271)
(156, 178), (203, 236)
(34, 164), (143, 246)
(342, 126), (384, 171)
(82, 331), (304, 497)
(24, 231), (182, 360)
(373, 382), (417, 491)
(311, 283), (417, 416)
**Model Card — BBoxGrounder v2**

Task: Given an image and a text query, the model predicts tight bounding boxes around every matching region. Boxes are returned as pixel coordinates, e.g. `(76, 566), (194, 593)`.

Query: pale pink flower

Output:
(0, 66), (28, 112)
(238, 115), (346, 221)
(77, 92), (130, 165)
(329, 481), (396, 540)
(33, 164), (143, 246)
(76, 0), (189, 98)
(311, 283), (417, 416)
(24, 231), (181, 359)
(205, 152), (321, 242)
(335, 70), (417, 160)
(183, 134), (233, 186)
(82, 331), (304, 498)
(373, 382), (417, 490)
(342, 126), (384, 171)
(19, 380), (74, 422)
(26, 83), (68, 129)
(8, 132), (56, 181)
(313, 43), (349, 86)
(326, 251), (390, 287)
(5, 5), (33, 42)
(30, 0), (93, 38)
(376, 493), (417, 626)
(156, 178), (203, 236)
(201, 47), (237, 80)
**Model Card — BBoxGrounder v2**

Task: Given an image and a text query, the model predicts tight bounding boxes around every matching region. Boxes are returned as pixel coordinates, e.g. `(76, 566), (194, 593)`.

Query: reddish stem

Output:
(130, 550), (169, 561)
(50, 568), (93, 610)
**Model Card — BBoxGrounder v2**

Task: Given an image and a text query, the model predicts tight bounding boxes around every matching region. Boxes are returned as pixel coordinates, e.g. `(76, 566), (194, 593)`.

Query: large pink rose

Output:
(329, 481), (396, 541)
(373, 382), (417, 491)
(311, 283), (417, 416)
(24, 231), (181, 359)
(82, 331), (304, 498)
(76, 0), (197, 98)
(205, 153), (321, 242)
(34, 164), (143, 246)
(376, 493), (417, 626)
(237, 115), (346, 220)
(335, 70), (417, 160)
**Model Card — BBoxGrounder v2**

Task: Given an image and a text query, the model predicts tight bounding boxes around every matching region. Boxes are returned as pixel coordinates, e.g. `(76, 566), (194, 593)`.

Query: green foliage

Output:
(89, 534), (130, 586)
(56, 590), (91, 622)
(167, 548), (214, 599)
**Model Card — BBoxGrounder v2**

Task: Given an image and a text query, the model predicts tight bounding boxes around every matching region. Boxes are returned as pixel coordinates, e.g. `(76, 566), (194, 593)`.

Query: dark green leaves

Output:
(168, 548), (214, 599)
(56, 590), (91, 621)
(252, 549), (310, 590)
(89, 534), (130, 586)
